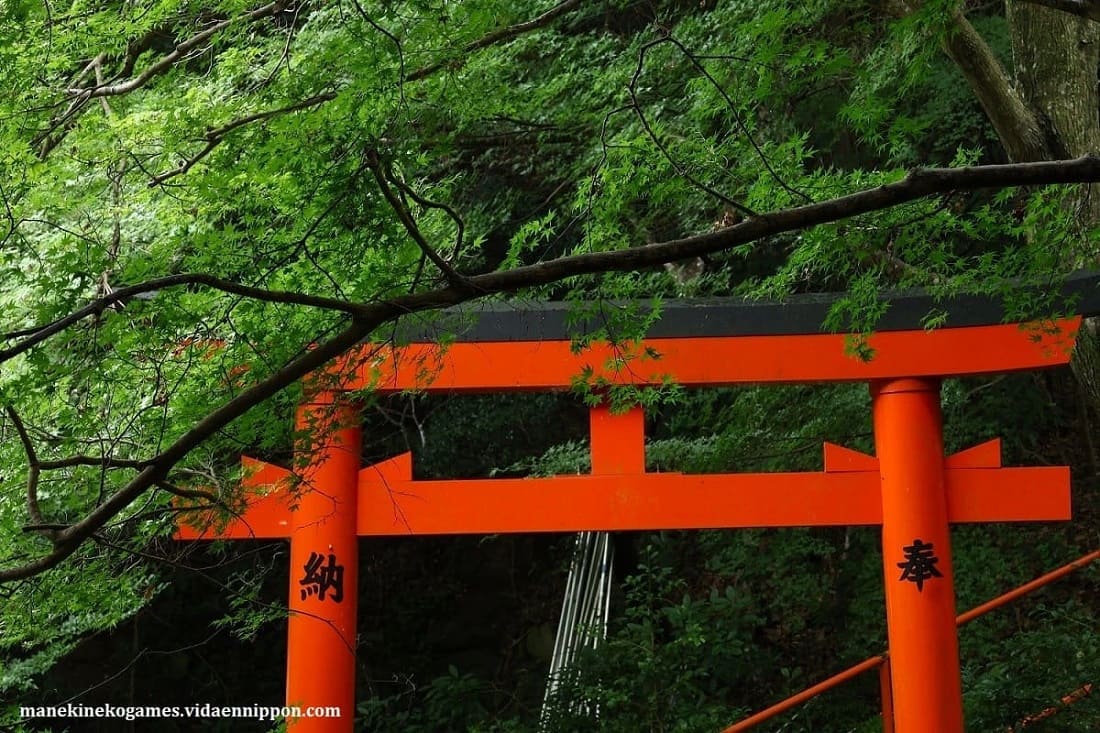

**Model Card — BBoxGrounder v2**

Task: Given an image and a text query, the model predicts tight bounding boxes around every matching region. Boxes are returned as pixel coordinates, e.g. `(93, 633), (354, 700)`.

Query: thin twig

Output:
(628, 38), (757, 217)
(150, 92), (337, 185)
(364, 149), (474, 291)
(661, 33), (813, 204)
(0, 272), (372, 365)
(349, 0), (407, 111)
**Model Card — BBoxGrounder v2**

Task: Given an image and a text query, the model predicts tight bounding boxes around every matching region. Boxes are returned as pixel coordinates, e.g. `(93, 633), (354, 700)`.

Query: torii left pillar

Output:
(177, 393), (361, 731)
(180, 393), (362, 731)
(288, 395), (360, 732)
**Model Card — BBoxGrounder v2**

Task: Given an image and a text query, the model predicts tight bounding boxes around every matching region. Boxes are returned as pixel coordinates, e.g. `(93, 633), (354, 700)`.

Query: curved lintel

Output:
(334, 319), (1080, 393)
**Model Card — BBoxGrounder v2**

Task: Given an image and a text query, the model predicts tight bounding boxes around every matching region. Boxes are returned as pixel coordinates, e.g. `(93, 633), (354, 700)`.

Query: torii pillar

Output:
(178, 393), (362, 732)
(873, 378), (962, 732)
(285, 396), (361, 731)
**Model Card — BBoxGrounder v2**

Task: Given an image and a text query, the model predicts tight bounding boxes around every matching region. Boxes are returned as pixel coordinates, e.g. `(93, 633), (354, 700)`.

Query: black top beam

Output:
(394, 271), (1100, 342)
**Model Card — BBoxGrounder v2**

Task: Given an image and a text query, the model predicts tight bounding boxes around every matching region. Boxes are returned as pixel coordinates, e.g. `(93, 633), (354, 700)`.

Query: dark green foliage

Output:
(2, 0), (1099, 732)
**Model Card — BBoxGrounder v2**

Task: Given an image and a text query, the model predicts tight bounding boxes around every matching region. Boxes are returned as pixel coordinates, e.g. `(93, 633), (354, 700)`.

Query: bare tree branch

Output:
(628, 37), (759, 217)
(387, 177), (467, 254)
(154, 0), (582, 177)
(0, 320), (371, 582)
(39, 0), (578, 170)
(39, 456), (150, 471)
(34, 92), (93, 159)
(435, 155), (1097, 291)
(21, 524), (70, 533)
(31, 53), (106, 157)
(3, 154), (1100, 582)
(155, 480), (221, 505)
(31, 4), (283, 157)
(1018, 0), (1100, 21)
(349, 0), (407, 111)
(661, 33), (813, 205)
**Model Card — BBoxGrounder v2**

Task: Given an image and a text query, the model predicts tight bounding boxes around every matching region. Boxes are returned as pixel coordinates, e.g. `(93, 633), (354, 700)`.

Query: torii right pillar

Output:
(873, 377), (962, 733)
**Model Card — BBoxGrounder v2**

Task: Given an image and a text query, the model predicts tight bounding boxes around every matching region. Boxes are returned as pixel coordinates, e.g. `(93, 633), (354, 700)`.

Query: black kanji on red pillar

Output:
(299, 551), (344, 602)
(897, 538), (943, 592)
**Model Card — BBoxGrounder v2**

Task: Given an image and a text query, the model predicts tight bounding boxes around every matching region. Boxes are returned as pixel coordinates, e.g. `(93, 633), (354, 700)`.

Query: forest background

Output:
(1, 0), (1099, 730)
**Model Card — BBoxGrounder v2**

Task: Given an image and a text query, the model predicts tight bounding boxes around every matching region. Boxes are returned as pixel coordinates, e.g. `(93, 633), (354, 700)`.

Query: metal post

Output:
(871, 379), (963, 733)
(286, 395), (361, 732)
(879, 656), (895, 733)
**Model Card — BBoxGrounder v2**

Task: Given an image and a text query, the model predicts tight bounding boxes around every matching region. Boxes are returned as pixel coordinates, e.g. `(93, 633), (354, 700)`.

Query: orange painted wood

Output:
(944, 438), (1001, 468)
(333, 320), (1080, 393)
(285, 401), (360, 733)
(823, 442), (878, 472)
(165, 310), (1085, 733)
(944, 466), (1069, 521)
(353, 457), (1069, 536)
(174, 457), (294, 540)
(872, 378), (963, 733)
(823, 440), (1008, 472)
(358, 467), (880, 534)
(879, 658), (896, 733)
(176, 451), (1068, 540)
(590, 405), (646, 474)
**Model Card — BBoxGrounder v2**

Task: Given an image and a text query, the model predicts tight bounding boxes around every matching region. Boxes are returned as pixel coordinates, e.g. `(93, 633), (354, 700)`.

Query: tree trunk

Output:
(1007, 1), (1100, 221)
(941, 7), (1049, 162)
(1008, 3), (1100, 158)
(1005, 3), (1100, 417)
(942, 3), (1100, 417)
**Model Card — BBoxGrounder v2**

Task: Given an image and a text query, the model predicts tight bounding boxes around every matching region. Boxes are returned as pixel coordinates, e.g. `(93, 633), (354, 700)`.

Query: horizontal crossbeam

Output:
(331, 321), (1079, 393)
(175, 441), (1069, 540)
(354, 457), (1068, 535)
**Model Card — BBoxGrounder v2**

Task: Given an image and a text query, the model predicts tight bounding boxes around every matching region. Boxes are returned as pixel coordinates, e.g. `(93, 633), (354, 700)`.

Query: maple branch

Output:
(628, 37), (758, 216)
(4, 406), (47, 533)
(453, 155), (1100, 294)
(149, 92), (337, 185)
(364, 149), (475, 291)
(407, 0), (581, 82)
(140, 0), (581, 182)
(661, 33), (812, 204)
(32, 4), (283, 157)
(71, 2), (284, 100)
(42, 0), (578, 168)
(155, 480), (221, 506)
(382, 167), (467, 268)
(0, 320), (371, 582)
(0, 273), (371, 366)
(38, 456), (150, 471)
(3, 154), (1100, 582)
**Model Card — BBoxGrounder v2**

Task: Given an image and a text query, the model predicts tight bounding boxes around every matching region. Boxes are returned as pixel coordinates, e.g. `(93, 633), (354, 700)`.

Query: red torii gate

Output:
(176, 279), (1096, 733)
